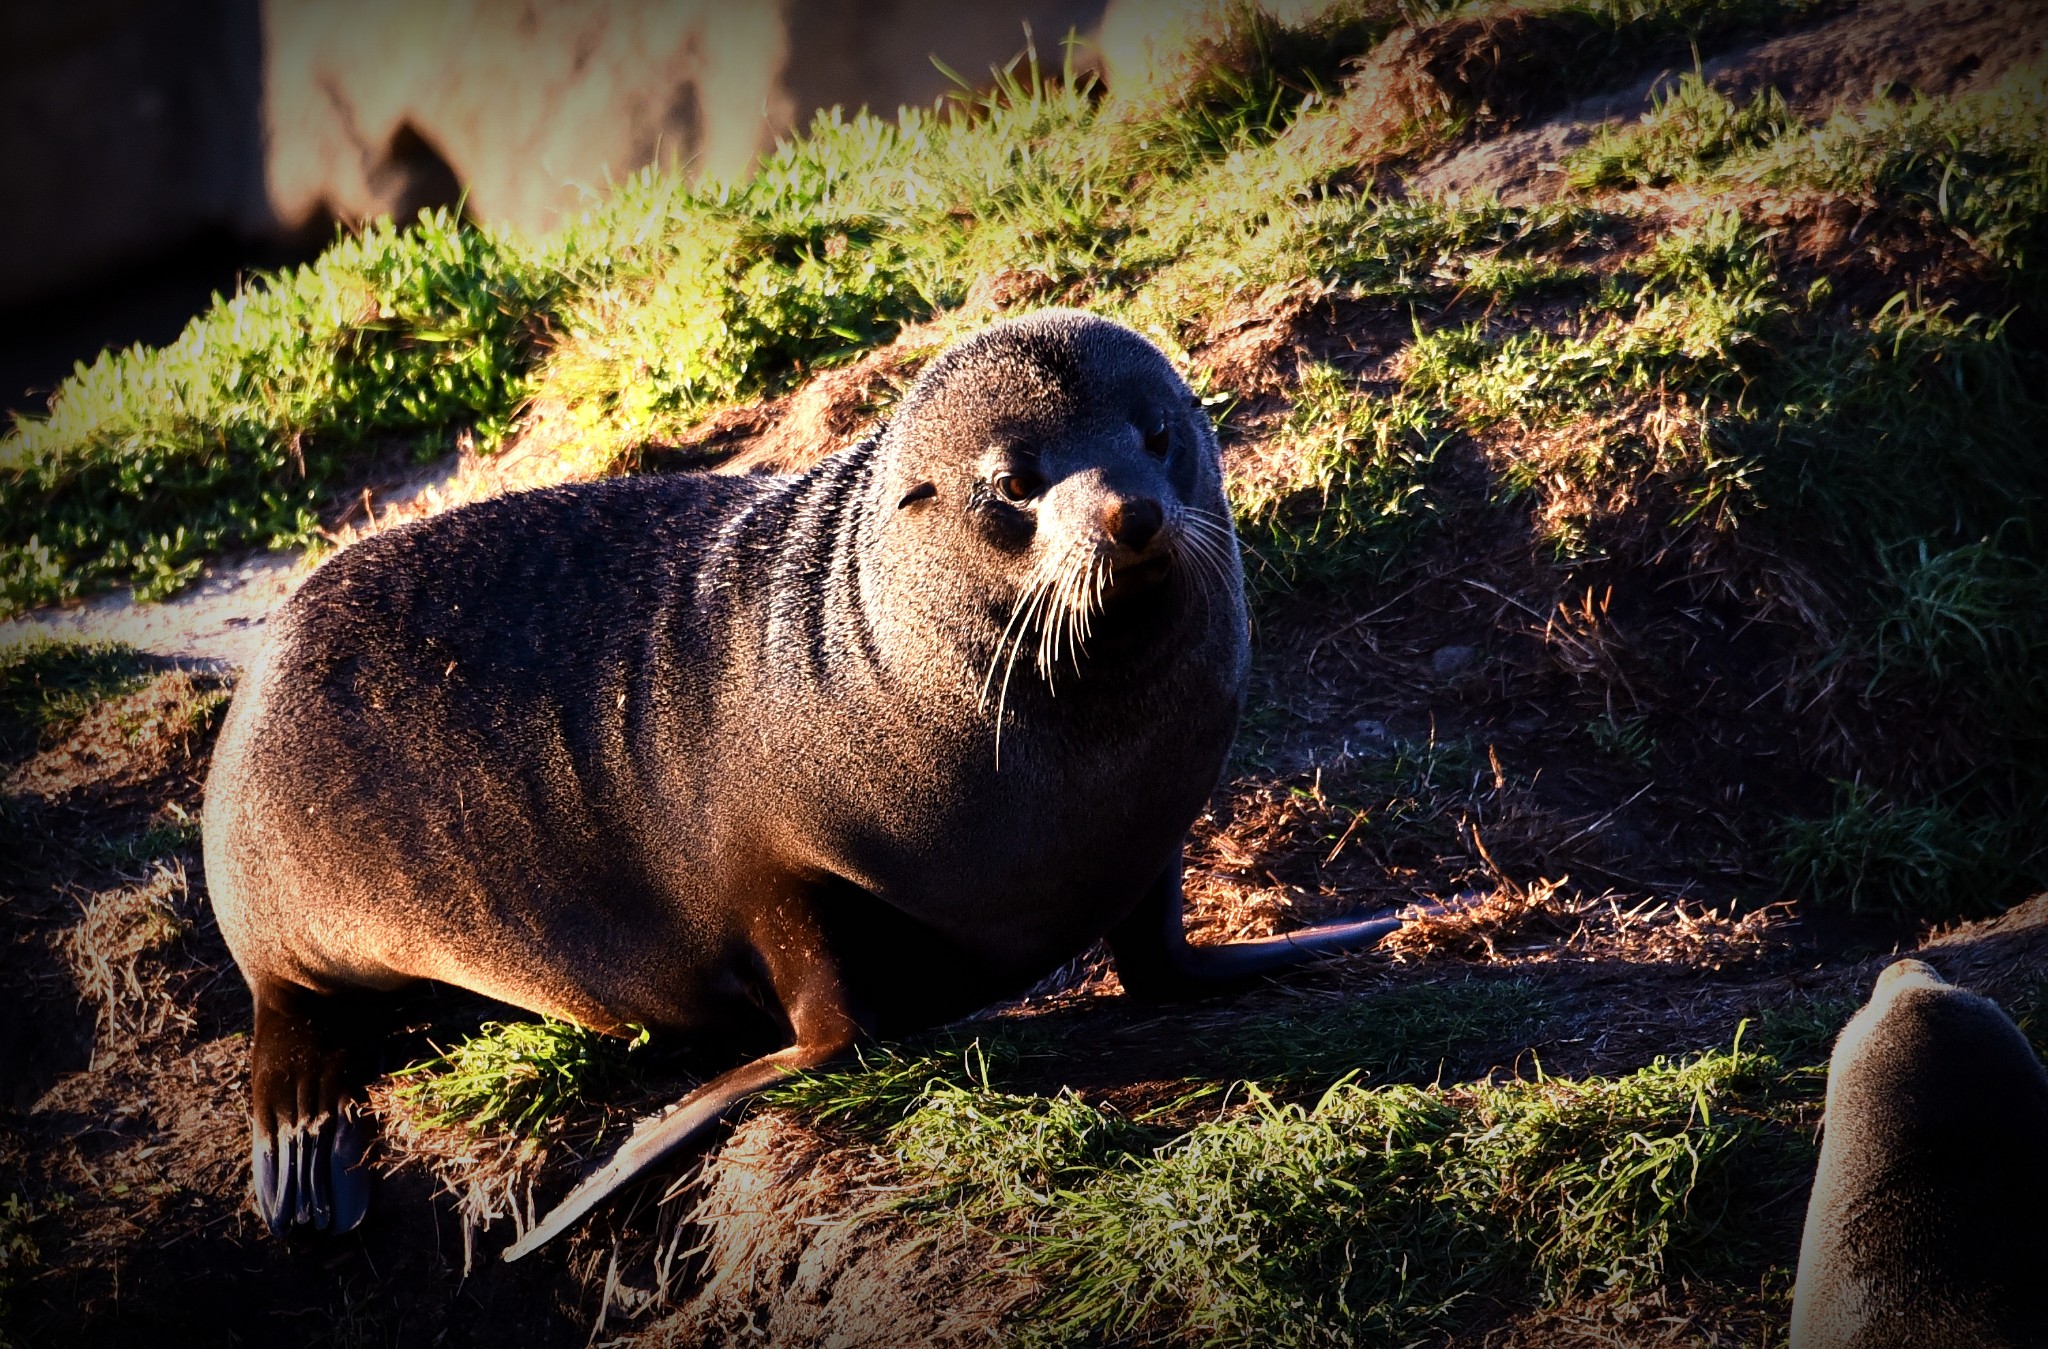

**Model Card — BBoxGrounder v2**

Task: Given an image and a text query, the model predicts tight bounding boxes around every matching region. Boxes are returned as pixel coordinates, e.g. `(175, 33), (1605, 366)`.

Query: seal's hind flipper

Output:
(248, 981), (372, 1236)
(1110, 850), (1444, 1001)
(502, 1039), (851, 1261)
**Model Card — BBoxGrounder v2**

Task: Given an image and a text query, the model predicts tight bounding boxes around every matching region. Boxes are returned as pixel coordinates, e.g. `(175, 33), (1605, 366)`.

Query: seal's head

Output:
(868, 310), (1240, 696)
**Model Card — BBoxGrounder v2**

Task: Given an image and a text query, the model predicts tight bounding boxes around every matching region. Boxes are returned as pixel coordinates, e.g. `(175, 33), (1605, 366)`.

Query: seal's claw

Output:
(252, 1107), (371, 1236)
(328, 1107), (372, 1234)
(247, 980), (374, 1236)
(252, 1122), (287, 1236)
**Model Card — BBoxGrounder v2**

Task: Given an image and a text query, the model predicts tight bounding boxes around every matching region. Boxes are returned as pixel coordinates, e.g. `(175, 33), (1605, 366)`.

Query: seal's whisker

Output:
(988, 546), (1060, 711)
(1173, 516), (1223, 578)
(993, 565), (1059, 764)
(1181, 511), (1236, 562)
(1085, 551), (1110, 662)
(1030, 553), (1059, 685)
(1070, 549), (1109, 679)
(980, 566), (1044, 710)
(1173, 513), (1235, 600)
(1055, 541), (1089, 681)
(1182, 513), (1237, 573)
(1064, 554), (1092, 677)
(1173, 534), (1225, 610)
(1039, 542), (1087, 685)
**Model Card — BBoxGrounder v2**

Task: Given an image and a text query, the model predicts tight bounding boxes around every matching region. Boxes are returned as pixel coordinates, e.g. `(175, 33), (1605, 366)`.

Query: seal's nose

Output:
(1103, 498), (1165, 553)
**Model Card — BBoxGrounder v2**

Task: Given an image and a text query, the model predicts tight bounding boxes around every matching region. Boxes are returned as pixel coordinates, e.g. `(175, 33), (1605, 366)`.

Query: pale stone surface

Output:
(0, 552), (305, 673)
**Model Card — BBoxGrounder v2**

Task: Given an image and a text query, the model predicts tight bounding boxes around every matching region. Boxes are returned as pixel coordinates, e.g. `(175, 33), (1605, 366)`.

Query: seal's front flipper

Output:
(504, 916), (864, 1262)
(502, 1036), (855, 1261)
(1108, 849), (1437, 1002)
(249, 982), (372, 1236)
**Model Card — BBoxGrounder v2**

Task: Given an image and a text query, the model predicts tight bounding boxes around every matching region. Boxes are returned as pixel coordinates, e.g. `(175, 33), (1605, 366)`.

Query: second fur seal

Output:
(203, 310), (1420, 1257)
(1791, 959), (2048, 1348)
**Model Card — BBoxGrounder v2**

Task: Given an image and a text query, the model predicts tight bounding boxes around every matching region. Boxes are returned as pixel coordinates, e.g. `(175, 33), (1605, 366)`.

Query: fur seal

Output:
(202, 310), (1419, 1256)
(1790, 959), (2048, 1348)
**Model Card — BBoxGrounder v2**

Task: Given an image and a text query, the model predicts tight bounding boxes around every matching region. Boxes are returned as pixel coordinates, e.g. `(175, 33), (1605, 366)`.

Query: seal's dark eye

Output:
(994, 470), (1043, 503)
(1143, 413), (1171, 459)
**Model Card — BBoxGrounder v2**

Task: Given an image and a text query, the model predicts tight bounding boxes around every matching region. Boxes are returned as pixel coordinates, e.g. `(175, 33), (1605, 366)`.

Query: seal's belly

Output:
(819, 784), (1196, 974)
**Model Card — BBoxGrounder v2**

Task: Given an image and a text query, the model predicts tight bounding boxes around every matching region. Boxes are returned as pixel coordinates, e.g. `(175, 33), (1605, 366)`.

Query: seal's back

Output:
(1791, 959), (2048, 1349)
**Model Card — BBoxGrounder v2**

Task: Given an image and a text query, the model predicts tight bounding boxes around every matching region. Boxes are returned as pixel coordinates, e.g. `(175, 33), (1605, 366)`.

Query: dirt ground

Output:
(5, 652), (2040, 1347)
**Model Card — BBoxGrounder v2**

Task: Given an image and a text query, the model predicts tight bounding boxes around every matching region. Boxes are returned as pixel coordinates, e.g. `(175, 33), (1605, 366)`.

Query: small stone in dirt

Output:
(1350, 718), (1393, 746)
(1431, 645), (1480, 676)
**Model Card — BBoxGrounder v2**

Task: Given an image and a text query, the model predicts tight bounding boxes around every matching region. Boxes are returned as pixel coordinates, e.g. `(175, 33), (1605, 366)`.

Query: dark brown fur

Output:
(204, 310), (1412, 1253)
(1791, 960), (2048, 1348)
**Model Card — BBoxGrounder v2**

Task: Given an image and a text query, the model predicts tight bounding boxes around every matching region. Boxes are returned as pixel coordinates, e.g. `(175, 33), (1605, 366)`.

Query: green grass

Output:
(1588, 711), (1657, 766)
(1, 212), (552, 613)
(0, 1194), (43, 1349)
(1740, 62), (2048, 287)
(1868, 534), (2048, 689)
(1748, 990), (1863, 1066)
(2008, 977), (2048, 1063)
(532, 193), (935, 469)
(758, 985), (1813, 1344)
(92, 807), (204, 870)
(0, 639), (151, 759)
(1232, 363), (1449, 598)
(785, 1030), (1819, 1347)
(1401, 92), (2048, 911)
(1567, 73), (1795, 190)
(1777, 780), (2022, 919)
(770, 977), (1548, 1137)
(390, 1018), (648, 1134)
(1107, 0), (1398, 175)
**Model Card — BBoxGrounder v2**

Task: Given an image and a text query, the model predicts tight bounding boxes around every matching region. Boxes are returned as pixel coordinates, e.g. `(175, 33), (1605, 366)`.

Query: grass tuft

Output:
(979, 1038), (1814, 1346)
(1742, 63), (2048, 285)
(1567, 72), (1795, 191)
(758, 989), (1816, 1345)
(1777, 781), (2021, 919)
(1111, 0), (1398, 174)
(1231, 363), (1447, 598)
(1, 211), (552, 613)
(0, 639), (151, 759)
(391, 1018), (647, 1135)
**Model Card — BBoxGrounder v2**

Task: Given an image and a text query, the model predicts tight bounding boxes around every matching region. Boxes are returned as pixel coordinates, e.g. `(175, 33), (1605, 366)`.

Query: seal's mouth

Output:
(978, 508), (1236, 745)
(1105, 549), (1173, 594)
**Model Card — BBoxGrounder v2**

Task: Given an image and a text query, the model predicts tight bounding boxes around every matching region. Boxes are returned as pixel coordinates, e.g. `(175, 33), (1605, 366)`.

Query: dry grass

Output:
(58, 861), (203, 1040)
(642, 1112), (1029, 1349)
(3, 670), (226, 803)
(1480, 1275), (1791, 1348)
(363, 1076), (561, 1273)
(1384, 876), (1791, 971)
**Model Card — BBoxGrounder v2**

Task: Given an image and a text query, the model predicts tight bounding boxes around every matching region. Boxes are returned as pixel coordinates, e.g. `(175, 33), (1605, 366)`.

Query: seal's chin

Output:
(1098, 552), (1175, 624)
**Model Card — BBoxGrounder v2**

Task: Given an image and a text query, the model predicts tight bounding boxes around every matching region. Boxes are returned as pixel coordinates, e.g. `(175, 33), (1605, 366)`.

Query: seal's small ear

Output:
(897, 481), (937, 509)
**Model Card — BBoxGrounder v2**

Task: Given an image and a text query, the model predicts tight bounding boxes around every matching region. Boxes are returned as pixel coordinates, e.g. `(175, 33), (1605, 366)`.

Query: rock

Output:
(1349, 718), (1392, 746)
(1431, 645), (1479, 676)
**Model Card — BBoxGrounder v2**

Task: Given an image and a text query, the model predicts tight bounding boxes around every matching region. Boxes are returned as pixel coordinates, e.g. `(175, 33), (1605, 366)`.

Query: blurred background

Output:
(0, 0), (1319, 423)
